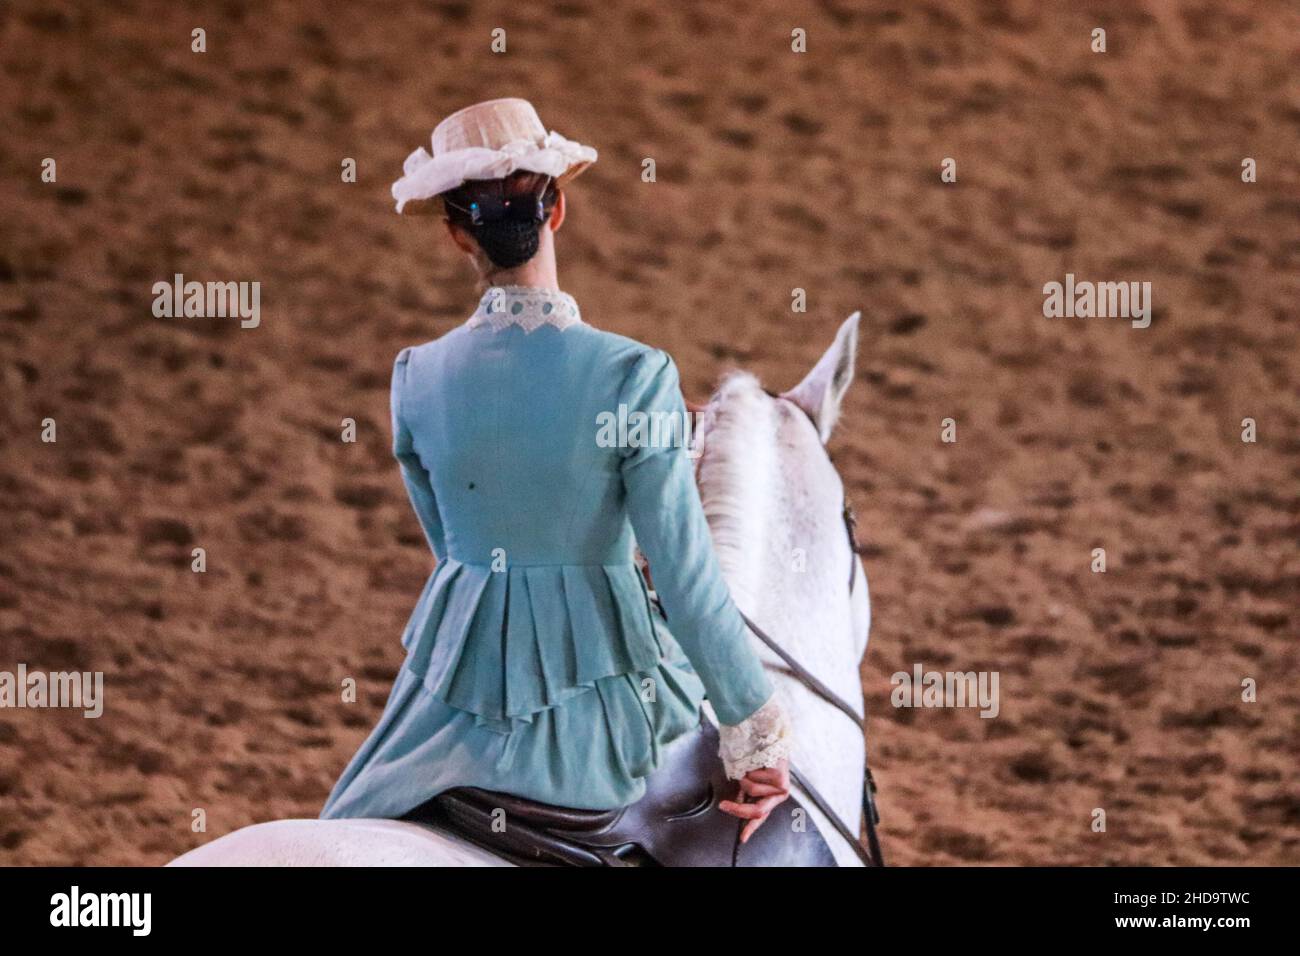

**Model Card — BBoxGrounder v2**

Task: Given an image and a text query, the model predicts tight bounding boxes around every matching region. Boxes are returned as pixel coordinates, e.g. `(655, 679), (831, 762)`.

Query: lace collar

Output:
(466, 285), (583, 333)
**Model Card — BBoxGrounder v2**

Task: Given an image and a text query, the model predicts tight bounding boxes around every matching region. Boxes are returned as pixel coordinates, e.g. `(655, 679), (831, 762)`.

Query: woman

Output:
(321, 98), (792, 844)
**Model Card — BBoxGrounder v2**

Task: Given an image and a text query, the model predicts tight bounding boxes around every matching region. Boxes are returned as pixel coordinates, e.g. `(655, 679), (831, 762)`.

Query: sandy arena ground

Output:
(1, 0), (1297, 865)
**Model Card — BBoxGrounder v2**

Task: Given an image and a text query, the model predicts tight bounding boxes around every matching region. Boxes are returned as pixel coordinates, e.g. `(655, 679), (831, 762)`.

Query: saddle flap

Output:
(449, 787), (623, 833)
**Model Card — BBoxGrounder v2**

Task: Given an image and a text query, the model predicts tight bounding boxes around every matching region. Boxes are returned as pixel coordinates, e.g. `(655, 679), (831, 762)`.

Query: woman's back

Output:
(399, 292), (649, 566)
(390, 289), (691, 729)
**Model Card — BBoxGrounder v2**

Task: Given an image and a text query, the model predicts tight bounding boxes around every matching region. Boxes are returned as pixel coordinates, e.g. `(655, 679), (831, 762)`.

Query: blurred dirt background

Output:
(1, 0), (1297, 865)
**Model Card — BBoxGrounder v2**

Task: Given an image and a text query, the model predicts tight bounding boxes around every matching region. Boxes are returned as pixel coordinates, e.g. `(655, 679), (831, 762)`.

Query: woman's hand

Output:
(718, 757), (791, 843)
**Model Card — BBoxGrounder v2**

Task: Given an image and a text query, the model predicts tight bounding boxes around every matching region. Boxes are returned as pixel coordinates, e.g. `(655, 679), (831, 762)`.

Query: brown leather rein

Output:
(693, 393), (885, 867)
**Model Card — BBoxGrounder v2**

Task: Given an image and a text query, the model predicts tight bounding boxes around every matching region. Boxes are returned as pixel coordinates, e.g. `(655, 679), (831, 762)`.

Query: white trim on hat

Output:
(391, 99), (596, 215)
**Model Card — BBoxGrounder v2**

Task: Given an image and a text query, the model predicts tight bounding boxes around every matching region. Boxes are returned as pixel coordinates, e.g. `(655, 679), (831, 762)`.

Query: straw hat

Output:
(391, 98), (597, 215)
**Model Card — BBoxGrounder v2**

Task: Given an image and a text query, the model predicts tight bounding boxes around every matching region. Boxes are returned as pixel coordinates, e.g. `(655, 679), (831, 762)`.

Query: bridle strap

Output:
(739, 610), (863, 732)
(844, 501), (864, 592)
(789, 765), (875, 868)
(740, 605), (884, 868)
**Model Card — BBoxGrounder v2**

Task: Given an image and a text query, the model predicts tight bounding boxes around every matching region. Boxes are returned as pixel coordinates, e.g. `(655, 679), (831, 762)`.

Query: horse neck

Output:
(695, 375), (861, 691)
(695, 378), (868, 865)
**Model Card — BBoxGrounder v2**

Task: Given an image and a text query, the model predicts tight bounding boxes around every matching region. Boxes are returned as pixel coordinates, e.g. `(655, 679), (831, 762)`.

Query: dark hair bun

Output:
(440, 170), (558, 270)
(474, 218), (542, 269)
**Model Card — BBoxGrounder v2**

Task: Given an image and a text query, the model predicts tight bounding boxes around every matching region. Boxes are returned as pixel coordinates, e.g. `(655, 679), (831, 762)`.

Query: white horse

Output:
(171, 313), (869, 867)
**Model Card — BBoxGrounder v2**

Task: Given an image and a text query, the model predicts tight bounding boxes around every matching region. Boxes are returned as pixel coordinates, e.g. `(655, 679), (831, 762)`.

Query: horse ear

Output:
(781, 312), (860, 444)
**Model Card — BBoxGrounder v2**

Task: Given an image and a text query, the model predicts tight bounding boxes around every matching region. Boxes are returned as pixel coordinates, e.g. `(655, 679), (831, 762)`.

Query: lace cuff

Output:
(718, 694), (792, 780)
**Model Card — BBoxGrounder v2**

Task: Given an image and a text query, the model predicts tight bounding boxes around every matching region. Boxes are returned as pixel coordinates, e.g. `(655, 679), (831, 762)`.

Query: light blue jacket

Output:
(322, 287), (771, 817)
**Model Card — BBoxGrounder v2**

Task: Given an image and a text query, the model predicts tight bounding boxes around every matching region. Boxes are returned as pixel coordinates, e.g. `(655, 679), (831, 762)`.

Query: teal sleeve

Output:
(392, 348), (446, 560)
(617, 349), (772, 726)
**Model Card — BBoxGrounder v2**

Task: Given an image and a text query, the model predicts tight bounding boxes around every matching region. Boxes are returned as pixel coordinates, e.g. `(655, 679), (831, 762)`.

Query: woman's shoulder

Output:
(392, 323), (474, 366)
(571, 325), (674, 378)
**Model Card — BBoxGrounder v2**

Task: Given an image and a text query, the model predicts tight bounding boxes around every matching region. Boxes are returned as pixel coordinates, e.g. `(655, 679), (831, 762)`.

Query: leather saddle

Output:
(402, 720), (838, 866)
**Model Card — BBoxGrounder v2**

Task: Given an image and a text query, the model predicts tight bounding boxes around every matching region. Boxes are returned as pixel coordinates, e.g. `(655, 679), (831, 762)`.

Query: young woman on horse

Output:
(320, 98), (793, 847)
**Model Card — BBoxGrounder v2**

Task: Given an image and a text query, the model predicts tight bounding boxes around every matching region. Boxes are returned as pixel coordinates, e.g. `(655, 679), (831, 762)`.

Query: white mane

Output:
(692, 371), (776, 612)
